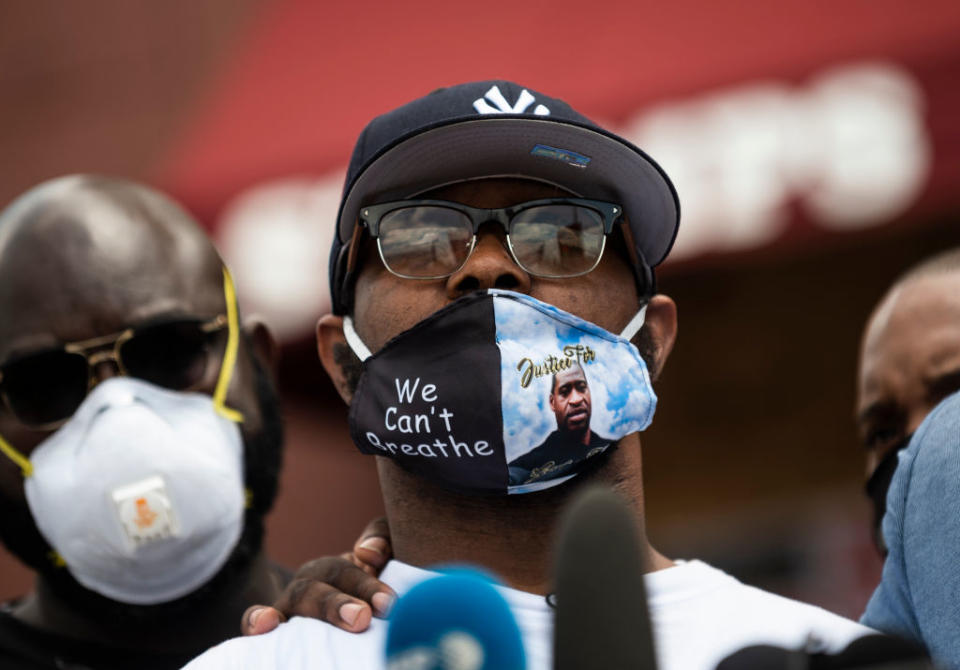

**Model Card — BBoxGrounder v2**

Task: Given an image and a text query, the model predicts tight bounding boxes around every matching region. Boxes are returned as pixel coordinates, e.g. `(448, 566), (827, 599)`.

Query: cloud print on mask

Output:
(493, 292), (656, 464)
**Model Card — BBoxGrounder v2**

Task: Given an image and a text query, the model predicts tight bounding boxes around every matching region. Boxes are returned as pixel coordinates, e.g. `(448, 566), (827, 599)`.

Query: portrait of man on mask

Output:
(505, 336), (649, 489)
(509, 363), (607, 486)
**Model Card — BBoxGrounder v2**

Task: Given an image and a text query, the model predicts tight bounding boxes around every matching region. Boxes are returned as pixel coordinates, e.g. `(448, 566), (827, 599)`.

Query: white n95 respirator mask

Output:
(22, 377), (245, 605)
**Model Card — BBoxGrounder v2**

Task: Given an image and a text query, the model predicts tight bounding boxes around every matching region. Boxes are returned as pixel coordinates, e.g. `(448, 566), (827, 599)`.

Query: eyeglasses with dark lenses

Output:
(358, 198), (623, 280)
(0, 315), (228, 429)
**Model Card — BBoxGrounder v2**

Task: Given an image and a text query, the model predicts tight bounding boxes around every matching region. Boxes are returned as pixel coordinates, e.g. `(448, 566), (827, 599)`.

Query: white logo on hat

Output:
(473, 85), (550, 116)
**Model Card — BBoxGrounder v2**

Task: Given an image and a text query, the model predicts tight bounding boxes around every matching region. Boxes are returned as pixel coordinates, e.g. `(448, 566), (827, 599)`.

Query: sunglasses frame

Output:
(0, 314), (228, 430)
(359, 197), (623, 280)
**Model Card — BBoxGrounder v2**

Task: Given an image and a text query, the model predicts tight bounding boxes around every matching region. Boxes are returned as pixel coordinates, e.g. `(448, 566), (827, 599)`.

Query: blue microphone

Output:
(385, 569), (526, 670)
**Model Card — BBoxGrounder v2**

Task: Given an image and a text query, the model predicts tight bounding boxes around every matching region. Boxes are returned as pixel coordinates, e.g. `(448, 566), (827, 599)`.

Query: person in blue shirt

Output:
(856, 247), (960, 665)
(861, 389), (960, 664)
(856, 247), (960, 554)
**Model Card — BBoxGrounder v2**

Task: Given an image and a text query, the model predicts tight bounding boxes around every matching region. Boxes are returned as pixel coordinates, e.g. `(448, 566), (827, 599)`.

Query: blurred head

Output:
(550, 365), (591, 435)
(856, 247), (960, 551)
(0, 175), (283, 615)
(857, 249), (960, 476)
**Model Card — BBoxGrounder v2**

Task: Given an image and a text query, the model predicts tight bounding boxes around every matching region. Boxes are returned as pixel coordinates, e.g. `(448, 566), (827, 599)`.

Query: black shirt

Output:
(507, 429), (610, 485)
(0, 602), (202, 670)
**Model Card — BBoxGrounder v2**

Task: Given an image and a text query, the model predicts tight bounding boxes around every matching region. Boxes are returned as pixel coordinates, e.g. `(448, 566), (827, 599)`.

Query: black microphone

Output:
(552, 485), (657, 670)
(715, 633), (934, 670)
(715, 645), (810, 670)
(811, 634), (933, 670)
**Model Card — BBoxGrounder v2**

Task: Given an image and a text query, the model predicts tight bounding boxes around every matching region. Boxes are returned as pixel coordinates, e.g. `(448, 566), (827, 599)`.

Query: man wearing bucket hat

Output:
(187, 80), (871, 670)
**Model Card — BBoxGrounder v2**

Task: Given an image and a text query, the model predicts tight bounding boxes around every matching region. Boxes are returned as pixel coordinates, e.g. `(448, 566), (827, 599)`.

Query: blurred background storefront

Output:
(2, 0), (960, 619)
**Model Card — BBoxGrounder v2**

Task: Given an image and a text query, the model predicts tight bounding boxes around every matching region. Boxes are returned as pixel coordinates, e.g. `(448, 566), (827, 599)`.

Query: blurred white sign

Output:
(624, 61), (930, 260)
(217, 61), (930, 340)
(216, 174), (343, 340)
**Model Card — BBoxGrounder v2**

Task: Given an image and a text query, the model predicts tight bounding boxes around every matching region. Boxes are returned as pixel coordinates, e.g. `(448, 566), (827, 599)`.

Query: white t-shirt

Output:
(183, 559), (872, 670)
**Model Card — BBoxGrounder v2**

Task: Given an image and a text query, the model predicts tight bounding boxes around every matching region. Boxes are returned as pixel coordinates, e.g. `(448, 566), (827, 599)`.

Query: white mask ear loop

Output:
(619, 304), (648, 342)
(342, 316), (373, 362)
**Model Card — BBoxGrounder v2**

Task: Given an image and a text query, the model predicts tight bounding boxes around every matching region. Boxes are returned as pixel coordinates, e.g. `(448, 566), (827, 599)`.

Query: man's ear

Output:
(243, 318), (279, 381)
(316, 314), (354, 405)
(642, 294), (677, 382)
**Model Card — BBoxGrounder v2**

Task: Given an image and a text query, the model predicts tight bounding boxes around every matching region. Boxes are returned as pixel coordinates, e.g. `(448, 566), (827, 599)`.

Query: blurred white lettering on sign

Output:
(217, 61), (930, 340)
(622, 61), (930, 261)
(217, 175), (343, 339)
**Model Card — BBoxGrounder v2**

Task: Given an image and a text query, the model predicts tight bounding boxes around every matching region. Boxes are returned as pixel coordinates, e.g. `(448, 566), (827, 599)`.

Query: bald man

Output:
(856, 248), (960, 664)
(856, 248), (960, 553)
(0, 176), (382, 669)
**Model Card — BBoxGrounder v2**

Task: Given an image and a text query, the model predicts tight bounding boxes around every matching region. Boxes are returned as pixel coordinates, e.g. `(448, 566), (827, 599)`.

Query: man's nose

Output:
(445, 223), (531, 298)
(89, 355), (123, 386)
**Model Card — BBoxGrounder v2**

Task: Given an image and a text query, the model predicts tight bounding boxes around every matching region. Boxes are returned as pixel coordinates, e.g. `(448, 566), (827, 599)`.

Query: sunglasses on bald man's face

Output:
(358, 198), (624, 280)
(0, 316), (228, 429)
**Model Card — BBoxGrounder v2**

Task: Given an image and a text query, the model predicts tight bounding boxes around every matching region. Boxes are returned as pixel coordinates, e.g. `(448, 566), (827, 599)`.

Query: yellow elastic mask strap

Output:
(213, 268), (245, 424)
(0, 433), (33, 478)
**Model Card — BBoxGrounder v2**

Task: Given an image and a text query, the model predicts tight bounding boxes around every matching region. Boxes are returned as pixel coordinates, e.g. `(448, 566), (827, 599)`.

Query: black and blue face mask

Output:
(343, 289), (657, 495)
(865, 435), (912, 556)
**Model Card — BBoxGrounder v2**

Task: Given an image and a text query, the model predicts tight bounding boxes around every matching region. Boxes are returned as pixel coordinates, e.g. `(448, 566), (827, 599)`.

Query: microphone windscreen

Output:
(810, 634), (932, 670)
(715, 634), (933, 670)
(552, 485), (656, 670)
(715, 645), (809, 670)
(385, 569), (526, 670)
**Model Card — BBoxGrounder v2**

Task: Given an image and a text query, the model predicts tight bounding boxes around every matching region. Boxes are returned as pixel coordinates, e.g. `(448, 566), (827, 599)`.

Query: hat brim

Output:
(337, 117), (680, 267)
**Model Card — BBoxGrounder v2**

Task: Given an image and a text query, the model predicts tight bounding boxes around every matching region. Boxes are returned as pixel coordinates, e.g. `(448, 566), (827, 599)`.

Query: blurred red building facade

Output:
(2, 0), (960, 618)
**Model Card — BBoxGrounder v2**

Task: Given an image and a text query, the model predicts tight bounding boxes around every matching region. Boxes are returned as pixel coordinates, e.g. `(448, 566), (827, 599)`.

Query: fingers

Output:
(301, 556), (396, 616)
(242, 605), (286, 636)
(273, 572), (374, 632)
(241, 542), (398, 636)
(342, 552), (378, 577)
(272, 556), (397, 632)
(353, 516), (392, 570)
